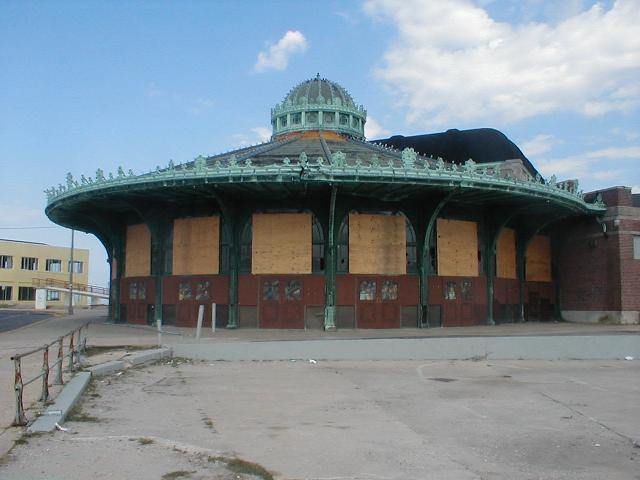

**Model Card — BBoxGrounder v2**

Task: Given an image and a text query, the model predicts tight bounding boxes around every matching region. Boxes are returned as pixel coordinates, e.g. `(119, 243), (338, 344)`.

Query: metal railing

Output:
(9, 322), (89, 426)
(32, 278), (110, 297)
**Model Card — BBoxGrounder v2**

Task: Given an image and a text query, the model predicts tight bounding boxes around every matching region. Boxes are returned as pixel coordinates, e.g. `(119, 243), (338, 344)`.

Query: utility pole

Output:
(68, 229), (75, 315)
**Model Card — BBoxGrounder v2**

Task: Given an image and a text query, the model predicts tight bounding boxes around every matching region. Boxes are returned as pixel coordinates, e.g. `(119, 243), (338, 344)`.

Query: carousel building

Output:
(44, 76), (640, 329)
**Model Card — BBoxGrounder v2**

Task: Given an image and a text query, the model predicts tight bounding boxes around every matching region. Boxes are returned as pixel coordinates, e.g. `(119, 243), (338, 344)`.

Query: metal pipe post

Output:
(13, 358), (27, 426)
(40, 346), (50, 402)
(54, 337), (64, 385)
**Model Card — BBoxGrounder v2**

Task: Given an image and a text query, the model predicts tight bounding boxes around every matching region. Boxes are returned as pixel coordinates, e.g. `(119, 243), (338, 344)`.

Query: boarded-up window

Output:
(125, 224), (151, 277)
(349, 213), (406, 275)
(526, 235), (552, 282)
(496, 228), (517, 279)
(172, 216), (220, 275)
(252, 213), (311, 274)
(436, 219), (478, 277)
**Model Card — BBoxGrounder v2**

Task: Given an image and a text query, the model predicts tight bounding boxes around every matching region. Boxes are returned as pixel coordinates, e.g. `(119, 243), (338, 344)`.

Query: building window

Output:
(0, 255), (13, 269)
(634, 236), (640, 260)
(406, 219), (417, 274)
(47, 290), (61, 301)
(339, 113), (349, 126)
(240, 218), (252, 273)
(306, 111), (318, 125)
(279, 115), (287, 127)
(323, 111), (334, 124)
(285, 280), (302, 300)
(351, 116), (359, 128)
(68, 261), (83, 273)
(178, 282), (192, 301)
(21, 257), (38, 270)
(381, 281), (398, 301)
(337, 216), (349, 273)
(262, 280), (279, 301)
(196, 281), (210, 301)
(46, 259), (62, 272)
(291, 112), (301, 125)
(18, 287), (35, 301)
(220, 220), (230, 274)
(0, 285), (12, 301)
(312, 216), (325, 273)
(359, 281), (376, 301)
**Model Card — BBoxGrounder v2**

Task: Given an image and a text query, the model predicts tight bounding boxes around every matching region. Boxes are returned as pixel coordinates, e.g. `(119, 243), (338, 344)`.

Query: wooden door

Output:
(259, 278), (305, 328)
(356, 278), (401, 328)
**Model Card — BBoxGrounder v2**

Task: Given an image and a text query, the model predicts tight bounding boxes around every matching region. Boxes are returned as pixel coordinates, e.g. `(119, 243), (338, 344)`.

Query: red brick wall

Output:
(559, 187), (639, 313)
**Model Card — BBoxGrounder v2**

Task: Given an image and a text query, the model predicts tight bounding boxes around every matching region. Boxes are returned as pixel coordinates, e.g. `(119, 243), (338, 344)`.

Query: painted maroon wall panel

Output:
(428, 276), (443, 304)
(238, 274), (259, 305)
(336, 275), (356, 305)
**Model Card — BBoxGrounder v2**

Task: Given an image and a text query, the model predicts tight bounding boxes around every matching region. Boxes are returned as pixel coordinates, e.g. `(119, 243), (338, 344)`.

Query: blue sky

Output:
(1, 0), (639, 287)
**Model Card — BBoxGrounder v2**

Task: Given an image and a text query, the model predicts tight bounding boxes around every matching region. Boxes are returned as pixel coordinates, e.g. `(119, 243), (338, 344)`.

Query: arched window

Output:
(219, 219), (230, 274)
(239, 218), (252, 273)
(406, 218), (417, 274)
(337, 215), (349, 273)
(312, 216), (324, 273)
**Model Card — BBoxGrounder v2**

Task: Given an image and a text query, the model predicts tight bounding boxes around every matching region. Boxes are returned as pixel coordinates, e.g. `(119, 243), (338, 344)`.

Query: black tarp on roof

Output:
(374, 128), (538, 176)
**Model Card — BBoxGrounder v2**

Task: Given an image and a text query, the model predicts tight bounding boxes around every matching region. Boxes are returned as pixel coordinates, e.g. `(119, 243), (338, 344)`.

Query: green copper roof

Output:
(271, 75), (367, 140)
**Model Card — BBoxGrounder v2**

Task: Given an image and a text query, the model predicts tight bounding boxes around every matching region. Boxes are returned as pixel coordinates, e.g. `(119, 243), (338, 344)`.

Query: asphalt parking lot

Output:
(2, 358), (638, 480)
(0, 310), (51, 333)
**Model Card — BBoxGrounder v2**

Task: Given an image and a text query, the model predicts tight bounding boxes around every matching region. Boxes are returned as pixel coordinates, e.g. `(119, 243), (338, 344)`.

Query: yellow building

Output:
(0, 239), (89, 307)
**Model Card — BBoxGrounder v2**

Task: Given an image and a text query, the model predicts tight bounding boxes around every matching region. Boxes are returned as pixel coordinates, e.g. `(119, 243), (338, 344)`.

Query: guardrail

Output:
(10, 322), (89, 426)
(32, 278), (110, 297)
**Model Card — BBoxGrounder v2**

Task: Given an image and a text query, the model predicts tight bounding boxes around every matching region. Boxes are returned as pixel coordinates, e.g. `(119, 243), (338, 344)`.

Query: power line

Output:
(0, 226), (59, 230)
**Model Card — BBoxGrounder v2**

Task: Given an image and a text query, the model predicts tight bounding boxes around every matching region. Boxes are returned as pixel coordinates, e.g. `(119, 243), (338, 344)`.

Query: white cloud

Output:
(254, 30), (308, 73)
(521, 134), (558, 157)
(364, 0), (640, 127)
(632, 185), (640, 193)
(536, 144), (640, 190)
(251, 127), (272, 142)
(364, 116), (391, 139)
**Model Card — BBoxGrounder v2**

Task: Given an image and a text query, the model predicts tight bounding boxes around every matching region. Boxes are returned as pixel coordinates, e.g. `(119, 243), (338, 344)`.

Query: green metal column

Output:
(113, 231), (125, 323)
(420, 192), (455, 326)
(324, 186), (338, 331)
(148, 218), (167, 326)
(227, 215), (239, 329)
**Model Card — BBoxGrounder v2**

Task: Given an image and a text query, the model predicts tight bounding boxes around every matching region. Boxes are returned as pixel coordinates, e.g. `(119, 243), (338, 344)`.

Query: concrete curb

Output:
(26, 348), (173, 433)
(28, 372), (91, 433)
(172, 334), (640, 361)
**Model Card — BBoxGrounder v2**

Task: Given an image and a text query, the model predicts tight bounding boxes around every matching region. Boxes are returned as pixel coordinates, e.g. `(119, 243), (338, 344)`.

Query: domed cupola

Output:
(271, 75), (367, 140)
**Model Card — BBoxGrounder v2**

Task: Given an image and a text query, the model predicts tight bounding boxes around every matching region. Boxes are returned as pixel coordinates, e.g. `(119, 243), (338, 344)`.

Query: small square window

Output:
(46, 259), (62, 272)
(381, 281), (398, 301)
(68, 261), (83, 273)
(359, 281), (376, 301)
(18, 286), (35, 301)
(21, 257), (38, 270)
(445, 282), (457, 300)
(178, 282), (192, 301)
(0, 285), (12, 301)
(0, 255), (13, 269)
(285, 280), (302, 300)
(262, 280), (279, 301)
(47, 290), (60, 301)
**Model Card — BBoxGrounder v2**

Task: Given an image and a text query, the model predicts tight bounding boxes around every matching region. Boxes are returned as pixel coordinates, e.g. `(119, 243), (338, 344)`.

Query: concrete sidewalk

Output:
(1, 309), (638, 462)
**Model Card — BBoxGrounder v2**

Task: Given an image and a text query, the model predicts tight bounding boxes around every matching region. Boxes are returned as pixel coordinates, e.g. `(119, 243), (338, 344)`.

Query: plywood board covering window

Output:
(526, 235), (552, 282)
(349, 213), (406, 275)
(173, 216), (220, 275)
(436, 219), (478, 277)
(496, 228), (517, 279)
(252, 213), (311, 274)
(125, 224), (151, 277)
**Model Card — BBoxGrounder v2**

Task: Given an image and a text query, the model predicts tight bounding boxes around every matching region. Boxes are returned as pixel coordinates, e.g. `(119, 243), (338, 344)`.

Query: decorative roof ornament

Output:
(271, 76), (367, 140)
(331, 151), (346, 167)
(401, 148), (417, 168)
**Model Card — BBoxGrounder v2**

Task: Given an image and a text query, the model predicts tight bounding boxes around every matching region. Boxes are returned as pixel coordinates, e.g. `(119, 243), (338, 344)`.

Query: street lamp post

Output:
(68, 229), (75, 315)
